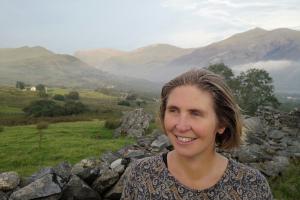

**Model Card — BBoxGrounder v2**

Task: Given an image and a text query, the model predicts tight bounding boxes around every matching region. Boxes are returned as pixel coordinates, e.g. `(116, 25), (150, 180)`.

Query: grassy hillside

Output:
(0, 120), (134, 176)
(0, 46), (162, 94)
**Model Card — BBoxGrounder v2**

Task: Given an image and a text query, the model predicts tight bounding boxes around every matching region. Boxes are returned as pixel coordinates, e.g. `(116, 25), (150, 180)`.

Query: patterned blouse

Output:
(121, 153), (273, 200)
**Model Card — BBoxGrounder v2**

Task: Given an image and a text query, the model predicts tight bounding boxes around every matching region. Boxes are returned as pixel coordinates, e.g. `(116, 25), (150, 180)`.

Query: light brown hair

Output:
(160, 69), (242, 149)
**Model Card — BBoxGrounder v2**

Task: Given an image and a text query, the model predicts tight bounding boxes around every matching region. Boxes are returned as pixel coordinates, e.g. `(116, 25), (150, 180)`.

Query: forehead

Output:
(166, 85), (215, 110)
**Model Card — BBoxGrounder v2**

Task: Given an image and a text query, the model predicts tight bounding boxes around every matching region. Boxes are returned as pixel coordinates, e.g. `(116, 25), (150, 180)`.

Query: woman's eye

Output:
(191, 111), (201, 116)
(167, 108), (178, 113)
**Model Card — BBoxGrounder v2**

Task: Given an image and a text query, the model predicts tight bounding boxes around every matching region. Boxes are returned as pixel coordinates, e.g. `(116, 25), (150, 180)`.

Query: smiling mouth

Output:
(176, 136), (197, 143)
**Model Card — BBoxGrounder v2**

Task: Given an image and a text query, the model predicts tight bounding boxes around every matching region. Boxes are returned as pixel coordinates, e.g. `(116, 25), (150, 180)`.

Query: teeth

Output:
(177, 136), (194, 142)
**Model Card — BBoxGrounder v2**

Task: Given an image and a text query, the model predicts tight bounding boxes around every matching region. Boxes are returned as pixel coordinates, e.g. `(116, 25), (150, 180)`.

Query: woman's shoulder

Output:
(229, 158), (268, 182)
(129, 153), (166, 175)
(227, 158), (273, 199)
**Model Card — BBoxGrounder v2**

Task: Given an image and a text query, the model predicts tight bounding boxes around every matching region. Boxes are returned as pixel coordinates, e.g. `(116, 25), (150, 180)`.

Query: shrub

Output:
(118, 100), (130, 106)
(64, 101), (87, 115)
(65, 91), (79, 100)
(23, 100), (63, 117)
(104, 119), (120, 129)
(53, 94), (65, 101)
(126, 93), (137, 101)
(36, 122), (49, 130)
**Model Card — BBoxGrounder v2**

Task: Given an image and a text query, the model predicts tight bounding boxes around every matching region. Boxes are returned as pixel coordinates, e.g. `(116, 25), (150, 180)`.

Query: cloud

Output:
(164, 29), (232, 48)
(161, 0), (300, 29)
(231, 60), (293, 73)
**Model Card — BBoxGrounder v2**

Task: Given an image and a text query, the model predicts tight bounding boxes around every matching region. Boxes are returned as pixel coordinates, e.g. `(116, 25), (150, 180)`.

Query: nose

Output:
(175, 114), (191, 132)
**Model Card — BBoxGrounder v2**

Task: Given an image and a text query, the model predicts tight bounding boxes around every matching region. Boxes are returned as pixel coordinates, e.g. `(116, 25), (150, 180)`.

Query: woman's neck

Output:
(168, 150), (227, 182)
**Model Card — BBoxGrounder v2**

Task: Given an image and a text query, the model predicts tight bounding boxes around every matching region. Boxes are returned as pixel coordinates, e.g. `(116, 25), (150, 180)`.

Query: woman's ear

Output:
(217, 127), (226, 134)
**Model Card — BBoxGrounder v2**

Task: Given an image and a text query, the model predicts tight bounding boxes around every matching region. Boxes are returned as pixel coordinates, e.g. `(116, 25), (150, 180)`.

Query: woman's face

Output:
(164, 85), (225, 159)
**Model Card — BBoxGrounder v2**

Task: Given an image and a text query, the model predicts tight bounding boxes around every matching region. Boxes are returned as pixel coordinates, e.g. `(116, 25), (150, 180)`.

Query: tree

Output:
(207, 63), (234, 82)
(64, 101), (87, 115)
(126, 93), (137, 101)
(23, 100), (63, 117)
(65, 91), (79, 100)
(36, 84), (47, 97)
(36, 84), (46, 92)
(236, 68), (280, 114)
(206, 63), (238, 91)
(16, 81), (25, 89)
(53, 94), (65, 101)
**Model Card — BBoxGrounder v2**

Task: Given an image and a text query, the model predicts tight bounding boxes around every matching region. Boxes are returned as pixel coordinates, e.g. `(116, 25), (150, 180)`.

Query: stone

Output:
(9, 174), (62, 200)
(114, 108), (152, 138)
(151, 134), (171, 150)
(92, 169), (119, 193)
(0, 172), (20, 191)
(60, 175), (101, 200)
(268, 129), (285, 140)
(136, 137), (154, 147)
(124, 150), (145, 159)
(79, 158), (99, 168)
(110, 159), (125, 174)
(0, 191), (7, 200)
(244, 117), (264, 134)
(236, 144), (272, 163)
(24, 167), (54, 186)
(104, 165), (131, 200)
(261, 156), (290, 177)
(71, 163), (100, 185)
(53, 161), (72, 183)
(100, 152), (121, 165)
(246, 135), (267, 145)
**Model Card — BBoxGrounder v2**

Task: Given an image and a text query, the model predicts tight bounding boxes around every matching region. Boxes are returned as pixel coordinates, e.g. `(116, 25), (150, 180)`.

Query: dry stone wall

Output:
(0, 108), (299, 200)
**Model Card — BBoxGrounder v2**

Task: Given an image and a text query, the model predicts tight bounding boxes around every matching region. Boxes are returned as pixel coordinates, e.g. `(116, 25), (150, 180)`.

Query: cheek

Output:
(163, 114), (176, 131)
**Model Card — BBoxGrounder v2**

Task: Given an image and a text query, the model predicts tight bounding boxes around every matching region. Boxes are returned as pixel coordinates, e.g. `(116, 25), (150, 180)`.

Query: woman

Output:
(121, 69), (273, 200)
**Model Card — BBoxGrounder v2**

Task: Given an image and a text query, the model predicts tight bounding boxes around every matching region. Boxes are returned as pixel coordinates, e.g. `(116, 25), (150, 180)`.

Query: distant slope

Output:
(170, 28), (300, 67)
(0, 46), (161, 94)
(75, 44), (194, 79)
(74, 48), (126, 66)
(166, 28), (300, 92)
(75, 29), (300, 93)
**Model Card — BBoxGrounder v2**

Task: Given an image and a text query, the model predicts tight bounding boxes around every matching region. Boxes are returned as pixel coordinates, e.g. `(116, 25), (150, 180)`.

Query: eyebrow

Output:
(166, 105), (179, 110)
(166, 105), (206, 115)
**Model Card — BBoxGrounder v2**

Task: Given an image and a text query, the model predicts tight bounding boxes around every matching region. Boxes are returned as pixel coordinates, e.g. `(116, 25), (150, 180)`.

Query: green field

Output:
(269, 160), (300, 200)
(0, 120), (134, 176)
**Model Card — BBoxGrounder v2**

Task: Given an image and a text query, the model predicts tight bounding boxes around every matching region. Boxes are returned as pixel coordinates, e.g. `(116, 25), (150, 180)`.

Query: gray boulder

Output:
(0, 191), (7, 200)
(0, 172), (20, 192)
(53, 161), (72, 183)
(60, 175), (101, 200)
(9, 174), (62, 200)
(100, 152), (121, 165)
(261, 156), (290, 177)
(268, 129), (285, 140)
(110, 159), (125, 174)
(151, 134), (171, 150)
(243, 117), (264, 135)
(104, 165), (131, 200)
(71, 158), (101, 184)
(114, 109), (152, 138)
(236, 144), (272, 163)
(23, 167), (54, 186)
(92, 169), (119, 193)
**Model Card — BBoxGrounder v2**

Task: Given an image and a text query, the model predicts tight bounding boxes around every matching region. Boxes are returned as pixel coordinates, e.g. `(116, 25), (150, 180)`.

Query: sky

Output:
(1, 0), (300, 54)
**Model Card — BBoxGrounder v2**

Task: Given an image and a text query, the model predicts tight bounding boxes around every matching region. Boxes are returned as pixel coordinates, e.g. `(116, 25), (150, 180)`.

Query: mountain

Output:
(0, 46), (161, 93)
(74, 48), (126, 66)
(75, 28), (300, 93)
(170, 28), (300, 67)
(74, 44), (194, 79)
(167, 28), (300, 92)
